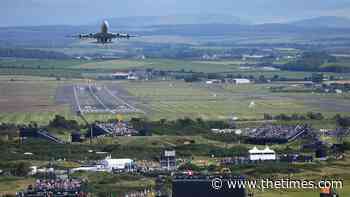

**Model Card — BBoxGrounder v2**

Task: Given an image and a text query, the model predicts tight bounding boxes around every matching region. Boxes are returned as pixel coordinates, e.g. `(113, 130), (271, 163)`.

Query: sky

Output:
(2, 0), (350, 26)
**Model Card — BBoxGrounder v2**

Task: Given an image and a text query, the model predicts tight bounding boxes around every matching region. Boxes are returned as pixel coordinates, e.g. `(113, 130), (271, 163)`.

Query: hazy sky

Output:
(2, 0), (350, 26)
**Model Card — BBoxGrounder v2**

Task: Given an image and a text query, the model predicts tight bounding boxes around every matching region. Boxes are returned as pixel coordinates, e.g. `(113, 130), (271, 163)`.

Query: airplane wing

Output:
(111, 33), (137, 39)
(68, 33), (96, 40)
(78, 33), (95, 39)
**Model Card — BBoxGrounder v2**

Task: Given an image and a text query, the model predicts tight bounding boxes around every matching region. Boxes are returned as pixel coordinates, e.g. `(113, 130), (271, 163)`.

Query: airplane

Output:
(74, 20), (136, 44)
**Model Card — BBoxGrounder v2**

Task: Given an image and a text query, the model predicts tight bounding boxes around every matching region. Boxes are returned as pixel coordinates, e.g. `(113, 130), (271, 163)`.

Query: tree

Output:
(275, 114), (291, 121)
(258, 75), (267, 83)
(283, 51), (336, 72)
(311, 73), (324, 83)
(306, 112), (324, 120)
(272, 75), (280, 81)
(264, 113), (273, 120)
(49, 115), (79, 130)
(12, 162), (31, 177)
(159, 118), (167, 126)
(336, 115), (350, 128)
(130, 118), (152, 136)
(291, 113), (300, 120)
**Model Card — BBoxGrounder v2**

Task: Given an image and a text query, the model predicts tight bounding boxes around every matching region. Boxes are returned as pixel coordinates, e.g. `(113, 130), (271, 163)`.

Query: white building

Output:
(111, 72), (129, 80)
(206, 80), (221, 84)
(335, 89), (343, 94)
(71, 166), (107, 173)
(71, 155), (135, 173)
(249, 146), (276, 161)
(233, 78), (251, 84)
(128, 75), (139, 80)
(100, 155), (135, 172)
(242, 54), (265, 61)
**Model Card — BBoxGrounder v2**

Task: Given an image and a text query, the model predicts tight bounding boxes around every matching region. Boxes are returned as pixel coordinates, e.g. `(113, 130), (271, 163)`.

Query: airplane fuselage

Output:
(101, 20), (109, 34)
(77, 20), (133, 44)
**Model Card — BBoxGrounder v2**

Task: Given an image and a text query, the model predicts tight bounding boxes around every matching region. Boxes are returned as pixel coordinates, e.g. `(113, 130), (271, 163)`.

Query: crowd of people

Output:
(245, 124), (308, 140)
(97, 122), (139, 136)
(16, 179), (87, 197)
(123, 189), (152, 197)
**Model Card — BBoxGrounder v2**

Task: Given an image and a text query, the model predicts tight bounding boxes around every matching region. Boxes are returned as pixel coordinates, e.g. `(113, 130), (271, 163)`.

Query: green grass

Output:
(0, 177), (35, 195)
(70, 172), (154, 195)
(75, 59), (244, 73)
(0, 58), (91, 69)
(0, 58), (101, 78)
(76, 59), (153, 70)
(0, 76), (350, 124)
(120, 81), (350, 121)
(0, 76), (71, 124)
(2, 58), (350, 80)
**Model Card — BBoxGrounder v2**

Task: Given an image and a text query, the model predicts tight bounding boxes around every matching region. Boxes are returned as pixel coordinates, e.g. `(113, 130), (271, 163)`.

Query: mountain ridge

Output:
(289, 16), (350, 28)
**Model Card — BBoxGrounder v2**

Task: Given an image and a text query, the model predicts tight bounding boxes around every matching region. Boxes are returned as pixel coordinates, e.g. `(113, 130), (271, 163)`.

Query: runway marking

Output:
(73, 85), (83, 114)
(103, 85), (144, 113)
(88, 83), (111, 112)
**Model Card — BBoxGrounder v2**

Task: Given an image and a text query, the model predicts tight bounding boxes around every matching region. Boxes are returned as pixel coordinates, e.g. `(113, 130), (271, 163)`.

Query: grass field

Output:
(0, 177), (35, 196)
(255, 156), (350, 197)
(0, 78), (63, 112)
(1, 76), (350, 125)
(75, 59), (244, 73)
(0, 58), (90, 69)
(119, 80), (350, 121)
(0, 76), (73, 124)
(2, 58), (350, 81)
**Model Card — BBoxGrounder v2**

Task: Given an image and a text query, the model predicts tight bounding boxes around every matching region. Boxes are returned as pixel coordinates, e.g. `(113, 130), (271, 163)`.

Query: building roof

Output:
(328, 80), (350, 85)
(233, 78), (250, 83)
(112, 72), (129, 77)
(249, 147), (260, 154)
(249, 146), (275, 154)
(104, 158), (133, 164)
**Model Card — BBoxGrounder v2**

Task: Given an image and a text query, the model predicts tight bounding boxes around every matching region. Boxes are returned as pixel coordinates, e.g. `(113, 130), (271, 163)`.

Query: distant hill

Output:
(104, 14), (250, 27)
(3, 16), (350, 48)
(142, 23), (350, 37)
(290, 16), (350, 28)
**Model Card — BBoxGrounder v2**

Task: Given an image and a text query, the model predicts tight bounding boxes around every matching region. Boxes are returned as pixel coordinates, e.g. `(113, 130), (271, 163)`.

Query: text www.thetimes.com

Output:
(211, 178), (343, 191)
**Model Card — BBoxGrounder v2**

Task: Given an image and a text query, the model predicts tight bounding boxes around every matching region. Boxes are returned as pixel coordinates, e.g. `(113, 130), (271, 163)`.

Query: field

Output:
(1, 75), (350, 125)
(0, 76), (69, 124)
(2, 58), (350, 81)
(0, 177), (35, 196)
(0, 59), (90, 69)
(0, 78), (131, 124)
(76, 59), (245, 73)
(255, 156), (350, 197)
(119, 80), (350, 120)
